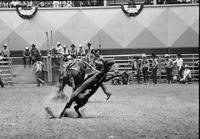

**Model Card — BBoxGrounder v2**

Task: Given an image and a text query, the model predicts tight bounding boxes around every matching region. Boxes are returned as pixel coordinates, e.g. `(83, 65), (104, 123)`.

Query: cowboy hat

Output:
(57, 42), (61, 45)
(3, 44), (7, 47)
(165, 54), (170, 57)
(87, 43), (91, 46)
(25, 47), (29, 49)
(142, 54), (146, 57)
(184, 64), (188, 68)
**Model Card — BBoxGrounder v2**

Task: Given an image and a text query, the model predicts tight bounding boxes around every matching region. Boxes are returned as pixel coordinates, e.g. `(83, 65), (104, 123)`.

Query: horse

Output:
(57, 59), (97, 97)
(57, 58), (113, 100)
(59, 60), (116, 118)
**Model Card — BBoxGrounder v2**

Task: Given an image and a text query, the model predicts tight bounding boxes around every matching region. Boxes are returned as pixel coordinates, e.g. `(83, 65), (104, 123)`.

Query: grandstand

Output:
(0, 1), (199, 84)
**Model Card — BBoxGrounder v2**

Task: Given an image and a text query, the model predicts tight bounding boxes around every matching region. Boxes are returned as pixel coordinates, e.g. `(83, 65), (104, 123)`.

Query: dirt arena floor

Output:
(0, 83), (199, 139)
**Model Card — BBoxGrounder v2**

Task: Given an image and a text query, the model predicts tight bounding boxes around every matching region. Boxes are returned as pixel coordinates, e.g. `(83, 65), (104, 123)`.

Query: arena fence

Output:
(1, 53), (198, 85)
(0, 57), (13, 85)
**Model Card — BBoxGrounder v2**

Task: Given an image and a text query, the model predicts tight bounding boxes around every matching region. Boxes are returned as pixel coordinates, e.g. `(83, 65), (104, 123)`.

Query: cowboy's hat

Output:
(142, 54), (146, 57)
(57, 42), (61, 45)
(165, 54), (170, 57)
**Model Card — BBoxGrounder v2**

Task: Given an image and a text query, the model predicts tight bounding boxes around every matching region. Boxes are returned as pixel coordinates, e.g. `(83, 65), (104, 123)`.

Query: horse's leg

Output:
(100, 83), (112, 100)
(74, 105), (82, 118)
(59, 101), (72, 118)
(70, 77), (76, 92)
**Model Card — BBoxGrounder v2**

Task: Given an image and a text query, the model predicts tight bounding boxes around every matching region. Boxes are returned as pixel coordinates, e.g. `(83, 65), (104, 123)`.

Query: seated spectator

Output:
(77, 44), (86, 56)
(30, 44), (41, 64)
(23, 47), (32, 68)
(68, 44), (77, 59)
(180, 64), (192, 84)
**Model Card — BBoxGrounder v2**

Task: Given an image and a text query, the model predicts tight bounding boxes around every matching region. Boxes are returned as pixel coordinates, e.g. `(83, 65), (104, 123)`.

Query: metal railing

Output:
(0, 57), (13, 85)
(2, 53), (198, 84)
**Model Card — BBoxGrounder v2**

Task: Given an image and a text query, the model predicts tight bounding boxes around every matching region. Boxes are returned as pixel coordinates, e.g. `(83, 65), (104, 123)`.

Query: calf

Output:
(59, 60), (115, 118)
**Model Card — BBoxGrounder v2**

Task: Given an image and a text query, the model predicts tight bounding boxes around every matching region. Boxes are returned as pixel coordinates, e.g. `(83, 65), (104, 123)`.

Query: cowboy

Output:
(85, 43), (95, 64)
(62, 45), (69, 62)
(30, 44), (41, 65)
(33, 57), (45, 87)
(55, 42), (63, 56)
(23, 47), (31, 68)
(151, 53), (159, 84)
(173, 54), (184, 81)
(131, 56), (142, 84)
(1, 44), (10, 58)
(77, 44), (86, 56)
(68, 44), (77, 59)
(164, 54), (173, 84)
(93, 49), (112, 100)
(180, 64), (192, 84)
(141, 54), (149, 85)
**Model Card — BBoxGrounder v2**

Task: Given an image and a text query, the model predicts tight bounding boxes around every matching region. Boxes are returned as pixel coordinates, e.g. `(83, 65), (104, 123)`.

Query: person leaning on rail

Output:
(164, 54), (173, 84)
(23, 46), (32, 68)
(141, 54), (149, 85)
(30, 44), (41, 65)
(150, 53), (159, 84)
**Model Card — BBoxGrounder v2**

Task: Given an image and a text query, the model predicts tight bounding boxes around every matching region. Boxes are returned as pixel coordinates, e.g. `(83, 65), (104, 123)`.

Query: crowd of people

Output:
(0, 0), (198, 8)
(130, 53), (193, 85)
(0, 42), (197, 88)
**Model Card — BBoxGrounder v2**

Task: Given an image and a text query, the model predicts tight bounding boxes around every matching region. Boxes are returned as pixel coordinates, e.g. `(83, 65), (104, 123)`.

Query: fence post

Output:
(158, 55), (162, 83)
(192, 54), (194, 83)
(47, 56), (52, 84)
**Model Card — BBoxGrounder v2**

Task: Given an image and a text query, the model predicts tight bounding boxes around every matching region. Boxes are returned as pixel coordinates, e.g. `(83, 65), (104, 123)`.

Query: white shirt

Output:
(55, 46), (63, 54)
(174, 58), (183, 70)
(34, 61), (43, 73)
(183, 69), (191, 79)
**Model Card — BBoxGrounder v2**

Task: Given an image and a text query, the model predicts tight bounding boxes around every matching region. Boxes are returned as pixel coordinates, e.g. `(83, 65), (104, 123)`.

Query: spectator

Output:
(66, 1), (73, 7)
(68, 44), (77, 59)
(30, 44), (41, 64)
(164, 54), (173, 84)
(23, 47), (32, 68)
(77, 44), (86, 56)
(85, 43), (94, 65)
(151, 53), (159, 84)
(93, 49), (112, 100)
(33, 57), (45, 87)
(141, 54), (149, 85)
(111, 63), (121, 85)
(55, 42), (63, 56)
(131, 56), (142, 84)
(0, 70), (4, 88)
(61, 45), (69, 62)
(53, 1), (60, 7)
(173, 54), (184, 81)
(1, 44), (10, 57)
(180, 64), (192, 84)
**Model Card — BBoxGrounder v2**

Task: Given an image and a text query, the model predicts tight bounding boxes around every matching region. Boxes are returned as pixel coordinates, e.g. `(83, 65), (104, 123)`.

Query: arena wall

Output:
(0, 4), (199, 52)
